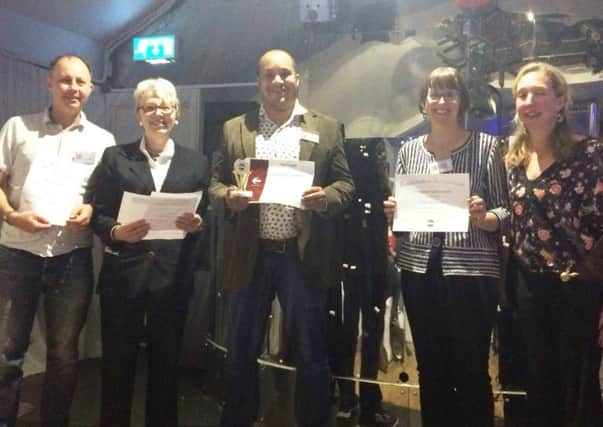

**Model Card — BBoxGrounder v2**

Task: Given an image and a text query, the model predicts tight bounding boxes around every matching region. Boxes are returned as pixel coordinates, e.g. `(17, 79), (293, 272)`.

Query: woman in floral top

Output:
(506, 61), (603, 427)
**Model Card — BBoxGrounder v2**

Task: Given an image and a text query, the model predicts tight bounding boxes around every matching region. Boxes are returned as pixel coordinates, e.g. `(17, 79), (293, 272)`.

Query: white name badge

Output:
(72, 150), (96, 165)
(428, 158), (454, 174)
(300, 130), (320, 144)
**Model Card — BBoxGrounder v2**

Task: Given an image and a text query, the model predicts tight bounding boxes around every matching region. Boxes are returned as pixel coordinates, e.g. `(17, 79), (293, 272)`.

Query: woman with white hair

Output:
(90, 77), (208, 427)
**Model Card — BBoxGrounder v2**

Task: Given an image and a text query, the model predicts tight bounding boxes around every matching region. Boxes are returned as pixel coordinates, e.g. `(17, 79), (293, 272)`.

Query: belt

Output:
(259, 238), (297, 254)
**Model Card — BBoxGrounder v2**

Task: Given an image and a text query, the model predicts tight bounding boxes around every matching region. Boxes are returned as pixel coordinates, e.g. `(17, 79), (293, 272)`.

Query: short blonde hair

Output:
(505, 62), (573, 168)
(133, 77), (180, 115)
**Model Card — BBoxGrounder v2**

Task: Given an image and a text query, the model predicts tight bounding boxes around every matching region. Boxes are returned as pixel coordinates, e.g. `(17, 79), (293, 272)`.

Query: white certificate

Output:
(19, 157), (88, 226)
(245, 159), (315, 208)
(116, 191), (202, 240)
(393, 173), (469, 232)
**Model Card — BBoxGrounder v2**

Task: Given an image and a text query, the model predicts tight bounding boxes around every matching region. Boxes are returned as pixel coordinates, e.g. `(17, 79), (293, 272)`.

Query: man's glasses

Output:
(137, 104), (175, 115)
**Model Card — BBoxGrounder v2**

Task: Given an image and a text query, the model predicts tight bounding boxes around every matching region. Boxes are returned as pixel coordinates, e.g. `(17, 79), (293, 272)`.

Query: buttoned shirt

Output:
(139, 137), (175, 191)
(0, 110), (115, 256)
(256, 101), (307, 240)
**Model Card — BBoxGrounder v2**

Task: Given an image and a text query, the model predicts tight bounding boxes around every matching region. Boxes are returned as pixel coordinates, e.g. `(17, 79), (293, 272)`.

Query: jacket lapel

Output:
(125, 142), (156, 193)
(160, 144), (182, 192)
(240, 112), (258, 159)
(299, 112), (319, 161)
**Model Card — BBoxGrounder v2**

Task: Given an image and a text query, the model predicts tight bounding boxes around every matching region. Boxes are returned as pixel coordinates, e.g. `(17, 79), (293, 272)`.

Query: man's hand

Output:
(66, 204), (92, 231)
(176, 212), (203, 233)
(383, 196), (396, 222)
(225, 186), (251, 212)
(301, 187), (327, 212)
(7, 210), (52, 233)
(112, 219), (150, 243)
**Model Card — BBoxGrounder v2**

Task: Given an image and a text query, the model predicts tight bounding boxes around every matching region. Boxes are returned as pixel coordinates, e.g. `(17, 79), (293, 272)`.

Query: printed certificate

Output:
(244, 159), (315, 208)
(393, 173), (469, 232)
(117, 191), (202, 240)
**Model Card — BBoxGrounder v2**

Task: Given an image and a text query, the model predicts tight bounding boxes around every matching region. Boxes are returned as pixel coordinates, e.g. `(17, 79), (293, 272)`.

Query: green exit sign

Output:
(133, 35), (176, 64)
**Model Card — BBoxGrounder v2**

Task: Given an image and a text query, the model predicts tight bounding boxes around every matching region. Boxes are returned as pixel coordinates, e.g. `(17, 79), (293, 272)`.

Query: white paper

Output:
(116, 191), (202, 240)
(393, 173), (469, 232)
(247, 159), (315, 208)
(19, 157), (88, 226)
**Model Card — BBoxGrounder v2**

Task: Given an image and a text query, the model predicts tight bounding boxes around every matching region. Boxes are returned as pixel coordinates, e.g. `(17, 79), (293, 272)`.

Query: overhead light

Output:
(526, 10), (535, 23)
(133, 35), (176, 64)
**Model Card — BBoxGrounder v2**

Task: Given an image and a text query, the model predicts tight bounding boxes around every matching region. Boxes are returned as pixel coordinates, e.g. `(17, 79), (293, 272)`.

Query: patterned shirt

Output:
(395, 132), (508, 278)
(508, 138), (603, 273)
(256, 102), (307, 240)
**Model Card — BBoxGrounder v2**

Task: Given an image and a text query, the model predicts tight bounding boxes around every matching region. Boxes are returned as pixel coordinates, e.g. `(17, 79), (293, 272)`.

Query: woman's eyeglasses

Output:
(426, 90), (459, 102)
(137, 104), (175, 115)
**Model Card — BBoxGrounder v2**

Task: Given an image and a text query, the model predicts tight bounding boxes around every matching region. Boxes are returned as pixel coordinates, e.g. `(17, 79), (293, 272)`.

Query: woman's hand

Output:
(468, 195), (499, 232)
(112, 219), (150, 243)
(384, 196), (396, 222)
(176, 212), (203, 233)
(468, 195), (488, 226)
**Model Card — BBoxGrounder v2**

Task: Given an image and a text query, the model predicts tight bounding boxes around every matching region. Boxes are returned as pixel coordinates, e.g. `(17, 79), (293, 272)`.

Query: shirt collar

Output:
(44, 108), (86, 131)
(139, 137), (175, 164)
(259, 100), (307, 128)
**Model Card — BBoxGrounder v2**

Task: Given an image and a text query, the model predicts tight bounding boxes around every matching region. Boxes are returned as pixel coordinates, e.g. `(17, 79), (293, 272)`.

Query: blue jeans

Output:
(0, 245), (93, 427)
(221, 243), (332, 427)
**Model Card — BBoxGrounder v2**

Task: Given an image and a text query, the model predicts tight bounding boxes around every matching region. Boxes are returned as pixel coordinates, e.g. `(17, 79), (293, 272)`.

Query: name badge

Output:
(429, 158), (454, 174)
(72, 151), (96, 165)
(300, 130), (320, 144)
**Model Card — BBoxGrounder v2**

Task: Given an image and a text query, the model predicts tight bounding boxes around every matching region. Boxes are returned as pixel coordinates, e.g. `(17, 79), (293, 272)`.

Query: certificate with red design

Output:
(244, 159), (315, 208)
(393, 173), (470, 232)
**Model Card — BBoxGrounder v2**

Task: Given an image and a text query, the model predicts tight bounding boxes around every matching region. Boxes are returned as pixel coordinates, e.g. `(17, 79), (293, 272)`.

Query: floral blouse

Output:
(509, 138), (603, 273)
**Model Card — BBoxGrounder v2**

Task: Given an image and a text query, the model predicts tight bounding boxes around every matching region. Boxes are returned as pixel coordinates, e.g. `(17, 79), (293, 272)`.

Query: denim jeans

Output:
(221, 244), (333, 427)
(0, 245), (93, 427)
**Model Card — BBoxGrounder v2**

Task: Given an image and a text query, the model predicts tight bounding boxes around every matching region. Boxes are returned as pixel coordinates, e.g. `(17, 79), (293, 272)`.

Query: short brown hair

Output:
(418, 66), (470, 117)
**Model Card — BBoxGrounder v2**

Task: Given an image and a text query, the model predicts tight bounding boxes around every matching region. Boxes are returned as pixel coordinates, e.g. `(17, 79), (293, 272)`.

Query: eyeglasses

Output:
(426, 90), (459, 102)
(137, 104), (175, 115)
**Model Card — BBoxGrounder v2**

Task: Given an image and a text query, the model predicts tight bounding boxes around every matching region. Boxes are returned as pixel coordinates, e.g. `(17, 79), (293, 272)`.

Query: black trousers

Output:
(401, 263), (498, 427)
(329, 269), (386, 417)
(515, 268), (603, 427)
(99, 283), (191, 427)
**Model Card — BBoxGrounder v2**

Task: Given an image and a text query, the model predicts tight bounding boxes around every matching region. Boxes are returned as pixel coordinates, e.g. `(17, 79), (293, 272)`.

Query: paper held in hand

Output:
(392, 173), (470, 232)
(232, 158), (315, 208)
(116, 191), (203, 240)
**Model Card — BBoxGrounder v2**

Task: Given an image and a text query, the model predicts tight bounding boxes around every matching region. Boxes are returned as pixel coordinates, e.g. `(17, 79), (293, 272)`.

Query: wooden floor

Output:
(15, 345), (602, 427)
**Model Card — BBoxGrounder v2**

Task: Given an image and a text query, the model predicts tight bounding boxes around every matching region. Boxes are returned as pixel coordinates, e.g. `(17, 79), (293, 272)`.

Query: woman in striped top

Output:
(384, 66), (508, 427)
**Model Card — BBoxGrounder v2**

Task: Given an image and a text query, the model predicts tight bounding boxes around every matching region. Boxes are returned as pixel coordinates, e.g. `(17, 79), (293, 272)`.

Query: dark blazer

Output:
(91, 140), (208, 297)
(209, 108), (354, 290)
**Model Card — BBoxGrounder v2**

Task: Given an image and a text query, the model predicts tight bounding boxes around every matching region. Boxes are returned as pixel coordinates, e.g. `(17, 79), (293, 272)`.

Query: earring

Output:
(138, 122), (143, 126)
(174, 119), (179, 125)
(556, 112), (564, 123)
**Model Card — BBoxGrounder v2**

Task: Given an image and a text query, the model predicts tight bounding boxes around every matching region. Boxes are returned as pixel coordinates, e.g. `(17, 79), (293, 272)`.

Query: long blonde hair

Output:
(505, 62), (574, 168)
